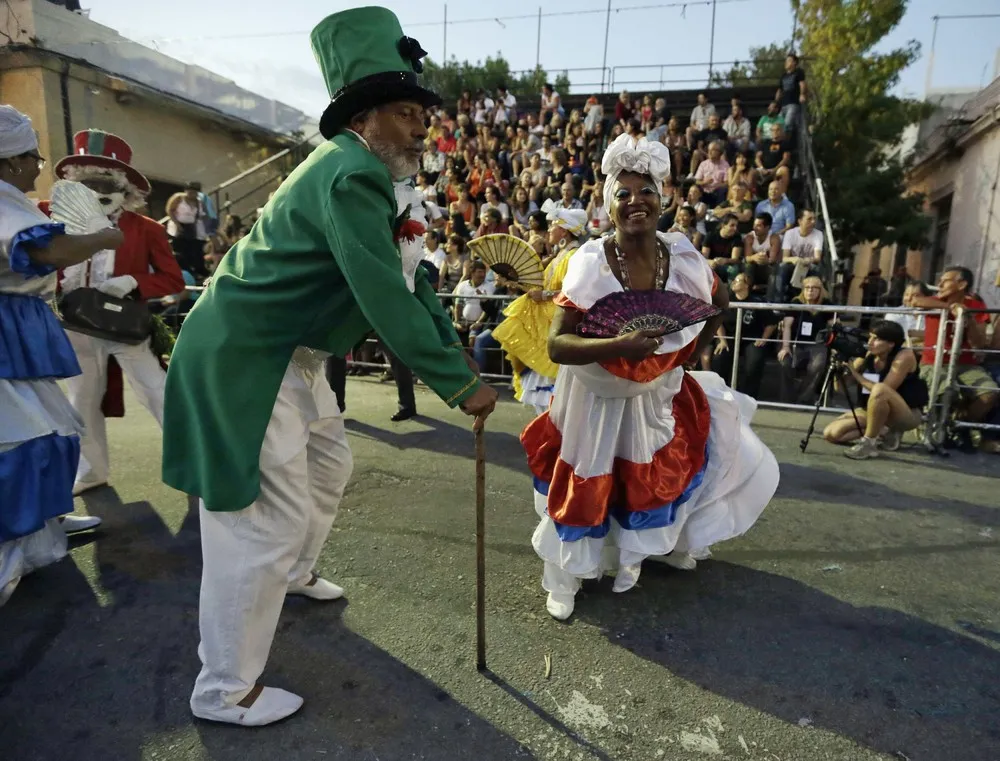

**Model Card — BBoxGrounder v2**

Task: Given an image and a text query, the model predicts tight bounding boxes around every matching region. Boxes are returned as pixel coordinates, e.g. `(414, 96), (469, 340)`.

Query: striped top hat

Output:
(54, 130), (150, 194)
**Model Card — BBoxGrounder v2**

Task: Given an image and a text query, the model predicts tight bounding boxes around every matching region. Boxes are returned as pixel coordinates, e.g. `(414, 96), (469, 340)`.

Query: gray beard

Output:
(361, 113), (420, 180)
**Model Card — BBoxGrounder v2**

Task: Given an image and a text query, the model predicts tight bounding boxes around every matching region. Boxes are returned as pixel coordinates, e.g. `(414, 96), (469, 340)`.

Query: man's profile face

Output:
(355, 101), (427, 178)
(937, 270), (967, 300)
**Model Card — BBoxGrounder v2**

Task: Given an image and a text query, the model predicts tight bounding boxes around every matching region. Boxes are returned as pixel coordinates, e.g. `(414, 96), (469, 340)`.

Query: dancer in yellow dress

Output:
(493, 209), (589, 414)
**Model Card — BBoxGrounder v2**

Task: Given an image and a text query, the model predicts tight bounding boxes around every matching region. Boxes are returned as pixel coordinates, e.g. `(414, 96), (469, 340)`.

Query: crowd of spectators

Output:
(155, 55), (999, 454)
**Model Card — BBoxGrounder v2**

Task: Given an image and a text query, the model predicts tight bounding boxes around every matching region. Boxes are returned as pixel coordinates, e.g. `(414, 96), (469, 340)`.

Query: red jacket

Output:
(38, 204), (185, 300)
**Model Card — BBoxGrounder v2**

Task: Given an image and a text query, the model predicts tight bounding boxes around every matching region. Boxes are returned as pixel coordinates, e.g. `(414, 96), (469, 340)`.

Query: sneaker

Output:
(880, 430), (902, 452)
(845, 437), (879, 460)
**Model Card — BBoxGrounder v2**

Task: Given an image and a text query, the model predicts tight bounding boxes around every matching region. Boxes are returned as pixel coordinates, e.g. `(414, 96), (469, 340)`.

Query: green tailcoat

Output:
(162, 132), (480, 511)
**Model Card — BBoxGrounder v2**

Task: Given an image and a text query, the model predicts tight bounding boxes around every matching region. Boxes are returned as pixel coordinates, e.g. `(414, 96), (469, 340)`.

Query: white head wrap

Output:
(0, 105), (39, 159)
(601, 133), (672, 213)
(546, 207), (588, 237)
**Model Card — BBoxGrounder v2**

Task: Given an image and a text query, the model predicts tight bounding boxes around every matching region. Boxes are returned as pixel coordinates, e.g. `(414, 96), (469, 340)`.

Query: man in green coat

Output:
(161, 7), (498, 726)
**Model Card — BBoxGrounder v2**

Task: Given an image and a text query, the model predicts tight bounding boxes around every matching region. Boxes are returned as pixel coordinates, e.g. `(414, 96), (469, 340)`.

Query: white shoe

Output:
(612, 563), (641, 593)
(72, 479), (107, 497)
(287, 573), (343, 601)
(657, 551), (697, 570)
(60, 514), (102, 534)
(191, 685), (303, 726)
(545, 592), (575, 621)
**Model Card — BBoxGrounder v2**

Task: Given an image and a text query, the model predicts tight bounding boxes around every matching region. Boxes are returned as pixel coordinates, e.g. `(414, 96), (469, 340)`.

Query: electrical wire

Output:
(79, 0), (755, 46)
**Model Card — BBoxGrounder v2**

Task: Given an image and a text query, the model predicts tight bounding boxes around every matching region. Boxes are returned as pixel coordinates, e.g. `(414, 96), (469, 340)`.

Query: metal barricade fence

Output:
(154, 288), (520, 382)
(719, 301), (947, 414)
(162, 289), (1000, 444)
(936, 306), (1000, 438)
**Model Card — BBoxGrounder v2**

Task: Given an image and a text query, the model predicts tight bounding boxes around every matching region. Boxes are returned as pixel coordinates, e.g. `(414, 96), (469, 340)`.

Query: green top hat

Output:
(311, 6), (441, 139)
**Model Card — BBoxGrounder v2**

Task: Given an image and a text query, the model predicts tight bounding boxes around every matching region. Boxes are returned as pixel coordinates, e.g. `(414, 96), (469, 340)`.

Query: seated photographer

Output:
(777, 276), (833, 404)
(823, 320), (928, 458)
(711, 272), (778, 399)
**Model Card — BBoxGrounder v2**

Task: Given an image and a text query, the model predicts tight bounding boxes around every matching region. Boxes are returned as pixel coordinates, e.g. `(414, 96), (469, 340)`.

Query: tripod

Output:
(800, 349), (864, 452)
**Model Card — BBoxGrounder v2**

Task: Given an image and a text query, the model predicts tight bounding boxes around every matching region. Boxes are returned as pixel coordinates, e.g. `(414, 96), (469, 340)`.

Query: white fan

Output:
(49, 180), (112, 235)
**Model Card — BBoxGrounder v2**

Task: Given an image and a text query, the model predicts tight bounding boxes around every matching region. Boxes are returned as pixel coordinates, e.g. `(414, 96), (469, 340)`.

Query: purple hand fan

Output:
(577, 290), (721, 338)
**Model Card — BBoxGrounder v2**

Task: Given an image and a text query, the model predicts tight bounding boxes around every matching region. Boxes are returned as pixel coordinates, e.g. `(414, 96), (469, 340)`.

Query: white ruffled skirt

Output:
(528, 368), (778, 593)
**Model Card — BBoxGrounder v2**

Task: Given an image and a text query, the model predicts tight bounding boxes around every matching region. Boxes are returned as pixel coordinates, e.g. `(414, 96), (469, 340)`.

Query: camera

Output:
(818, 323), (867, 359)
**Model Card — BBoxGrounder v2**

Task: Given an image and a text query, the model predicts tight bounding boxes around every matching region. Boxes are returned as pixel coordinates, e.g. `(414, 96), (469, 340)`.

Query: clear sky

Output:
(85, 0), (1000, 118)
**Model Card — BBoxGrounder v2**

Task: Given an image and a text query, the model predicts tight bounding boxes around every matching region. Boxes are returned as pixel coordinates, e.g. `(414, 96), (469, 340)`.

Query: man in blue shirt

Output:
(754, 181), (795, 236)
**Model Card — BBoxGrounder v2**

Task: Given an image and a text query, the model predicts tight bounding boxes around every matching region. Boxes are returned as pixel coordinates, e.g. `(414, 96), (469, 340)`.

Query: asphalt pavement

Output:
(1, 378), (998, 761)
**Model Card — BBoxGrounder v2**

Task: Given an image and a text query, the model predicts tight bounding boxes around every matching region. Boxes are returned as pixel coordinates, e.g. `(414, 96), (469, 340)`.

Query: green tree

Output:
(710, 41), (790, 89)
(422, 55), (571, 105)
(794, 0), (933, 254)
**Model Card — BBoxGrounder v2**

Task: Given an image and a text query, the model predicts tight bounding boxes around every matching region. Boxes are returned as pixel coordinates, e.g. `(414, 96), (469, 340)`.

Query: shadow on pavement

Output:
(576, 560), (1000, 761)
(775, 462), (1000, 527)
(345, 416), (529, 474)
(0, 489), (535, 761)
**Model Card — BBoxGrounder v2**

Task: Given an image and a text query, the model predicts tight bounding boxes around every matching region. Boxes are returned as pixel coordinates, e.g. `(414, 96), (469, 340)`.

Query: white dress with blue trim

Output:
(0, 179), (83, 603)
(521, 233), (780, 594)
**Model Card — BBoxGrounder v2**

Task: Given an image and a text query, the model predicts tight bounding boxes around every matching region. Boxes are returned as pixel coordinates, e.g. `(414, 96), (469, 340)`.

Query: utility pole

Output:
(924, 15), (938, 97)
(443, 4), (448, 63)
(536, 7), (542, 70)
(600, 0), (612, 93)
(708, 0), (717, 84)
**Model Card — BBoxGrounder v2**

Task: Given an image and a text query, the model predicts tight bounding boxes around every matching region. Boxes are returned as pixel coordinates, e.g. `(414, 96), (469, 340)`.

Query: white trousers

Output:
(191, 362), (353, 712)
(64, 331), (166, 485)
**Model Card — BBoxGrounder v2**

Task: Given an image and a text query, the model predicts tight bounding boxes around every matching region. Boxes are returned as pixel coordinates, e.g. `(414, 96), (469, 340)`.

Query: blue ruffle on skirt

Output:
(0, 293), (81, 380)
(0, 432), (80, 541)
(534, 446), (711, 542)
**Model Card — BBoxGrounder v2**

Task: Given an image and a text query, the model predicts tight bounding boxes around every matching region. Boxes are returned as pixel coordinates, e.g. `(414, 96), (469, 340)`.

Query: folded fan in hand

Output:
(578, 290), (721, 338)
(49, 180), (112, 236)
(467, 234), (545, 288)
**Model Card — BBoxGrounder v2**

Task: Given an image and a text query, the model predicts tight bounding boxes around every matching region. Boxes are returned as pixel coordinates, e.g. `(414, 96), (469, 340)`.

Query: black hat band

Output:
(330, 70), (420, 102)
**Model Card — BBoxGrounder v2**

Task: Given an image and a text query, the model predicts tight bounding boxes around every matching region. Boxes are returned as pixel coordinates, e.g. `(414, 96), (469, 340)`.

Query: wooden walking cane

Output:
(475, 425), (487, 671)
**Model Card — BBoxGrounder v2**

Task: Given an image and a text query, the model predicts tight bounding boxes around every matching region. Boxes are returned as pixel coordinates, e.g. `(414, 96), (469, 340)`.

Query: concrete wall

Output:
(0, 54), (285, 219)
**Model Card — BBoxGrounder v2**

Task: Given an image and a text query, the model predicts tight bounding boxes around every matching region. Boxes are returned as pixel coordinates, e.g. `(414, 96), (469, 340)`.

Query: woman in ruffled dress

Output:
(0, 105), (124, 604)
(492, 209), (589, 415)
(521, 134), (779, 620)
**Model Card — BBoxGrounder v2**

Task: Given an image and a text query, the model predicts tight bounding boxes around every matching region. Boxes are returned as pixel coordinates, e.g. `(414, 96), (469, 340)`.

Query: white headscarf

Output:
(601, 133), (672, 212)
(547, 207), (588, 237)
(0, 105), (39, 159)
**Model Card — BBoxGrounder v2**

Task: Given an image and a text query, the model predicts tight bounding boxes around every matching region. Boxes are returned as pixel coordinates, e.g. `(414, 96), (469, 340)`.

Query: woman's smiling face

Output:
(610, 171), (659, 235)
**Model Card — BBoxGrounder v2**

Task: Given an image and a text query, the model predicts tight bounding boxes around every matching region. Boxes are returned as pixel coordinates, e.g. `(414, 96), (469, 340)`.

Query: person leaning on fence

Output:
(710, 271), (779, 400)
(777, 275), (833, 404)
(911, 266), (999, 451)
(822, 320), (928, 456)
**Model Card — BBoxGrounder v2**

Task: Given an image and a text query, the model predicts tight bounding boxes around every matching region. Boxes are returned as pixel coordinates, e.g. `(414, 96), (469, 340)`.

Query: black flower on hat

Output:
(397, 36), (428, 74)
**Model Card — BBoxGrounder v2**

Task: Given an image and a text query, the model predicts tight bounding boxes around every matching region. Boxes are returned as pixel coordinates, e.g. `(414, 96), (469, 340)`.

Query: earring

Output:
(12, 166), (23, 176)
